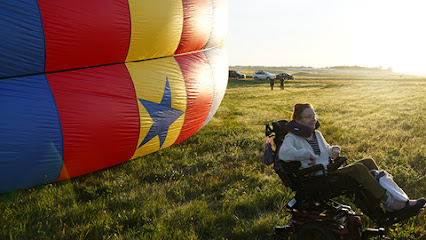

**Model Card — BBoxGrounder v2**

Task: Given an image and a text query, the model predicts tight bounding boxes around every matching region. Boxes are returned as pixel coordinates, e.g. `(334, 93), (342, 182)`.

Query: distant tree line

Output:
(327, 66), (393, 72)
(231, 65), (393, 72)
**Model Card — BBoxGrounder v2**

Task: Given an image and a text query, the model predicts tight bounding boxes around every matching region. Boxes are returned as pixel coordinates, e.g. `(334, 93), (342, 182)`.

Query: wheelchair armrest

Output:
(295, 164), (326, 177)
(327, 156), (348, 172)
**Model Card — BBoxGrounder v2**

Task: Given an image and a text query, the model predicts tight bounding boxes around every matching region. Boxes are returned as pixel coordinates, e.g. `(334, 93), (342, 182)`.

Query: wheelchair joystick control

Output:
(286, 198), (297, 208)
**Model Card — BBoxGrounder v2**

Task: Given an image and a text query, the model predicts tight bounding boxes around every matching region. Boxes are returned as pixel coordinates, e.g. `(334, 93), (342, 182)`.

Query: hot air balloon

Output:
(0, 0), (228, 193)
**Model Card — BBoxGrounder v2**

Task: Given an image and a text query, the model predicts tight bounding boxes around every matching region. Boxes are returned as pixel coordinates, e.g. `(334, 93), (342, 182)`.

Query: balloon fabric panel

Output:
(47, 64), (140, 180)
(0, 1), (45, 78)
(205, 0), (228, 49)
(174, 52), (214, 144)
(175, 0), (212, 54)
(202, 47), (228, 128)
(126, 0), (183, 62)
(0, 75), (63, 193)
(38, 0), (131, 72)
(126, 57), (187, 159)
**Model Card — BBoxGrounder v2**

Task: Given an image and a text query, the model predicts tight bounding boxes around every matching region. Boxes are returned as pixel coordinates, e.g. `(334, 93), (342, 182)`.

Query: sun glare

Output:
(351, 1), (426, 75)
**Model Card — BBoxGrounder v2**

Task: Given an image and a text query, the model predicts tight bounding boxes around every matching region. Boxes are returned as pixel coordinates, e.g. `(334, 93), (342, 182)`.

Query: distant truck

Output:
(229, 70), (246, 79)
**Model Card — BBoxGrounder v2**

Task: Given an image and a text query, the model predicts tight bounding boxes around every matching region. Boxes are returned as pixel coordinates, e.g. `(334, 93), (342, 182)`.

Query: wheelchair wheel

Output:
(296, 222), (337, 240)
(274, 225), (291, 240)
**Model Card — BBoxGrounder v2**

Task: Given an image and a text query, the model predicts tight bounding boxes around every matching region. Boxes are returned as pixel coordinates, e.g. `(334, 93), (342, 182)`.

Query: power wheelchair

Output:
(265, 120), (423, 240)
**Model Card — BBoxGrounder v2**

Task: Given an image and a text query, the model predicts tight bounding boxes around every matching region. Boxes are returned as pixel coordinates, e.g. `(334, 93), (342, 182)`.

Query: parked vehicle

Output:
(252, 71), (276, 80)
(229, 70), (246, 79)
(276, 72), (295, 80)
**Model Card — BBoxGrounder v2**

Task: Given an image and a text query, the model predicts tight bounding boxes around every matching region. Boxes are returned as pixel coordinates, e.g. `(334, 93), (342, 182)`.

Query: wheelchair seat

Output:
(275, 158), (359, 205)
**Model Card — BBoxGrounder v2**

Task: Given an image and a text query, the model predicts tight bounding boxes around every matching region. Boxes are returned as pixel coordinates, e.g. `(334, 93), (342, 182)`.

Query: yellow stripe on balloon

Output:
(126, 0), (184, 62)
(126, 57), (186, 159)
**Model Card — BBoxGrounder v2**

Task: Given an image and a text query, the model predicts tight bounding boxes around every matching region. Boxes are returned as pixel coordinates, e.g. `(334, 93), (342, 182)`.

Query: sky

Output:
(227, 0), (426, 74)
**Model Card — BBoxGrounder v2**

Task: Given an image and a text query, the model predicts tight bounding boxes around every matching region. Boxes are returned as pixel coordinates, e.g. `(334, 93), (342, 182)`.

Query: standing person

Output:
(270, 78), (275, 90)
(280, 76), (285, 90)
(279, 103), (425, 214)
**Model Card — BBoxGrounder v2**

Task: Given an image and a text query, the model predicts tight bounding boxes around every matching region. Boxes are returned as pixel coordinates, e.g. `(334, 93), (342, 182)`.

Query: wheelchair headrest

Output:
(272, 120), (289, 137)
(286, 120), (321, 138)
(269, 120), (321, 139)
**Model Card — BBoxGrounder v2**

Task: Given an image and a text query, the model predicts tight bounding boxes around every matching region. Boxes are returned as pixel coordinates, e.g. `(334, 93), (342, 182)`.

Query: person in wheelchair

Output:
(279, 103), (425, 216)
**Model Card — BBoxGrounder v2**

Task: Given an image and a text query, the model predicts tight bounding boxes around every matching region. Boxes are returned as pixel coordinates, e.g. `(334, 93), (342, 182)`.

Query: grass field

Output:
(1, 69), (425, 239)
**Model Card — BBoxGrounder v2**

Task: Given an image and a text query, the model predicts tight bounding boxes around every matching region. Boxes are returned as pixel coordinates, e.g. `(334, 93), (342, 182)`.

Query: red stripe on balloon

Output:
(38, 0), (131, 72)
(175, 0), (212, 54)
(47, 64), (139, 180)
(174, 52), (214, 144)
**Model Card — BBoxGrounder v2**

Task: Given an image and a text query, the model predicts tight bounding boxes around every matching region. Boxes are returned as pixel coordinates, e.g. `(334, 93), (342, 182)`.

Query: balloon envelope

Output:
(0, 0), (228, 193)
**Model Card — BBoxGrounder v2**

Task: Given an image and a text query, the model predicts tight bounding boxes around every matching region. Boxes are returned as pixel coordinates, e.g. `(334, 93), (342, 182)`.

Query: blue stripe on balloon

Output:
(0, 1), (45, 78)
(0, 75), (63, 193)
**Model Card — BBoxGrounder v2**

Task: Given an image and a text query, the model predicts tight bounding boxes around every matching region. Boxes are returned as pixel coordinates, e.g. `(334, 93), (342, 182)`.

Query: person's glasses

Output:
(301, 114), (317, 120)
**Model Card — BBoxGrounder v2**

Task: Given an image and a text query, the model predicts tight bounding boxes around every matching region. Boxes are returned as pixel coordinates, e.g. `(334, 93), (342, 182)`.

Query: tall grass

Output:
(1, 75), (425, 239)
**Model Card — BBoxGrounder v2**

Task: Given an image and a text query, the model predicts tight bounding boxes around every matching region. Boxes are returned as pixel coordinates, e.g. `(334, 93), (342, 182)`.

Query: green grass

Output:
(1, 72), (425, 239)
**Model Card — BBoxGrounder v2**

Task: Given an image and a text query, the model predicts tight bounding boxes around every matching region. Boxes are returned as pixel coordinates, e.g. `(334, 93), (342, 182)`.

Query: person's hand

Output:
(331, 146), (340, 160)
(309, 154), (317, 166)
